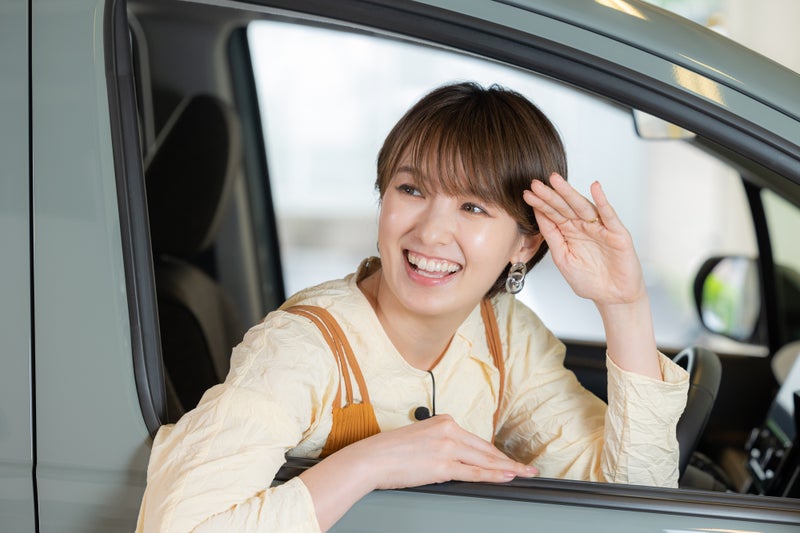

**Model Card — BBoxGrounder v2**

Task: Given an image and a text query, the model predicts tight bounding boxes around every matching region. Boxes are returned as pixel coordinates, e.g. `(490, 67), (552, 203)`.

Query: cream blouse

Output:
(137, 260), (689, 533)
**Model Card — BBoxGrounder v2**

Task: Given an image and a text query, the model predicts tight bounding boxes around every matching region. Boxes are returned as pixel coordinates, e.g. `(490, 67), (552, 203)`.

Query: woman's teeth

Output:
(407, 252), (461, 275)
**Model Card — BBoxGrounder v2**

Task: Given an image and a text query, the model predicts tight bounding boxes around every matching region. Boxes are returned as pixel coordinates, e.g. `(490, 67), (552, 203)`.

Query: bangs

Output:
(400, 97), (523, 209)
(377, 82), (566, 238)
(406, 124), (506, 206)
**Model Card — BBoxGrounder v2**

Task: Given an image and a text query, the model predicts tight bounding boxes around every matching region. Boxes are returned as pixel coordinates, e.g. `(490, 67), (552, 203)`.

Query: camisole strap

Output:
(285, 305), (380, 457)
(285, 305), (373, 406)
(480, 298), (506, 439)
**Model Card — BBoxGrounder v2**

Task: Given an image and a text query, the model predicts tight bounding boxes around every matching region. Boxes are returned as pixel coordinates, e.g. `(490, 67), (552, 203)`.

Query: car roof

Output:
(416, 0), (800, 127)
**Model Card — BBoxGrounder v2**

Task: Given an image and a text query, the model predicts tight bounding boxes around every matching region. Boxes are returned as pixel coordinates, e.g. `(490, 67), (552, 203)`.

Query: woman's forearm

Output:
(596, 293), (662, 380)
(299, 446), (378, 532)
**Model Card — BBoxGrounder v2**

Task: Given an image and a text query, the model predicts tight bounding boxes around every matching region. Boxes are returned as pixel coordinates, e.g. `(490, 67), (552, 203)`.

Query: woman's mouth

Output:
(406, 251), (462, 279)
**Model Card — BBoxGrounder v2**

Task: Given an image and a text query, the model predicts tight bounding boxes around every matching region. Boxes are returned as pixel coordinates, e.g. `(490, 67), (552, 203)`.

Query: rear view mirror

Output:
(694, 256), (760, 341)
(633, 109), (696, 140)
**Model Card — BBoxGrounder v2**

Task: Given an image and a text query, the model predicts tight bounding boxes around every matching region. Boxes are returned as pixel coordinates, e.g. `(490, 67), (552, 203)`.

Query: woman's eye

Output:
(462, 202), (487, 215)
(397, 184), (422, 197)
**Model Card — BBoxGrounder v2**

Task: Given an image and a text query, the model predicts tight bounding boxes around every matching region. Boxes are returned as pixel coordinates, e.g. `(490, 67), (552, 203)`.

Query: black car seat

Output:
(144, 94), (245, 422)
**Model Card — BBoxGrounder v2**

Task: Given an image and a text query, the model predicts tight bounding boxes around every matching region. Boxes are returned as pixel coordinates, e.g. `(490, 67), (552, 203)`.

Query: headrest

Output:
(773, 340), (800, 385)
(145, 94), (241, 258)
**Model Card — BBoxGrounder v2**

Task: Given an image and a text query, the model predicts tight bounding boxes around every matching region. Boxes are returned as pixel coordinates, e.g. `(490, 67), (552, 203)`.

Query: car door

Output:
(0, 1), (36, 531)
(29, 1), (156, 531)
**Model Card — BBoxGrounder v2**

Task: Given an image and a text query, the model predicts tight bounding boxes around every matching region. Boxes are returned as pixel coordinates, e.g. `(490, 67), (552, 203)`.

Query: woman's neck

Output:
(358, 270), (467, 371)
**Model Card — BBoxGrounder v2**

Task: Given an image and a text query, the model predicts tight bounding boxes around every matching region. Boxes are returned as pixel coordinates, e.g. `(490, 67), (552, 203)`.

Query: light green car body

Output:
(1, 0), (799, 531)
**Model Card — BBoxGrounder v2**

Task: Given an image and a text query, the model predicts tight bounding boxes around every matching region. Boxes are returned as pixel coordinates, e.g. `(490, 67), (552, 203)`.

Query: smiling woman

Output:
(136, 82), (689, 533)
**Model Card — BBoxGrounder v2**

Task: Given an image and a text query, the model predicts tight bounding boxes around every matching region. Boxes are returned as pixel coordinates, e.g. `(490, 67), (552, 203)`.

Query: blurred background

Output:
(644, 0), (799, 74)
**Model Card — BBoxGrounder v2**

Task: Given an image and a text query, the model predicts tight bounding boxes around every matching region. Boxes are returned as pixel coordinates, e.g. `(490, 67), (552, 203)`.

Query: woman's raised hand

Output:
(522, 173), (645, 306)
(523, 173), (662, 380)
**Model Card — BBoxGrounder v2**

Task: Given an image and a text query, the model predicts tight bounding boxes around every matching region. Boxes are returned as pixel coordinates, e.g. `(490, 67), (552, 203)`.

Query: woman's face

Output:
(376, 156), (538, 321)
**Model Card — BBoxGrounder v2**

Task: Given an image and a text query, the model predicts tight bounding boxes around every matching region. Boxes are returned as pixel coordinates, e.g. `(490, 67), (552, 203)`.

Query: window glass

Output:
(247, 20), (757, 349)
(762, 189), (800, 344)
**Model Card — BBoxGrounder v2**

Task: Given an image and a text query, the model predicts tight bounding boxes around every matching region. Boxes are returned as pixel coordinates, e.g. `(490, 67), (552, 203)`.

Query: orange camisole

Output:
(285, 298), (505, 457)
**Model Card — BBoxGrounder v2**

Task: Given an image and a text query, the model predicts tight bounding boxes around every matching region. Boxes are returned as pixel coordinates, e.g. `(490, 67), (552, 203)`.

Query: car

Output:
(2, 0), (800, 531)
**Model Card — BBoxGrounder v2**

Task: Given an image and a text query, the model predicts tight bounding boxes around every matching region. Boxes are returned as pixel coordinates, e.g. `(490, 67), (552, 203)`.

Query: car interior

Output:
(122, 0), (800, 501)
(144, 93), (247, 420)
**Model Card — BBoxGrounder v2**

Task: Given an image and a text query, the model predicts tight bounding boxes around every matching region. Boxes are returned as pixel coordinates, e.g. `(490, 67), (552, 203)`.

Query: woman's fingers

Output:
(433, 415), (537, 481)
(524, 186), (567, 224)
(524, 173), (603, 227)
(530, 207), (565, 250)
(363, 415), (536, 490)
(524, 178), (575, 225)
(550, 173), (600, 223)
(590, 181), (624, 233)
(449, 448), (538, 481)
(426, 416), (533, 473)
(446, 461), (518, 483)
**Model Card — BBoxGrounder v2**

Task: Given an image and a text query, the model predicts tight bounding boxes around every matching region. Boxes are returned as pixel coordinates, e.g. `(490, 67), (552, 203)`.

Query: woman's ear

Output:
(513, 232), (545, 265)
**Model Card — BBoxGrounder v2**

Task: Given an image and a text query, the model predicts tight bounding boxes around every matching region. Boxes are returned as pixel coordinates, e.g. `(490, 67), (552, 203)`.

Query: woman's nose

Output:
(416, 197), (456, 245)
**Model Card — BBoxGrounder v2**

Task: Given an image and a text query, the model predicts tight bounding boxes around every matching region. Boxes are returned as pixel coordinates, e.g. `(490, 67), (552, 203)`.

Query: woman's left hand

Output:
(524, 173), (662, 380)
(522, 173), (644, 306)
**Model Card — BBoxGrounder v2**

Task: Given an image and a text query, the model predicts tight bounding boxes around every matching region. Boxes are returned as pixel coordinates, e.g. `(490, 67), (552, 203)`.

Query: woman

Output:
(137, 82), (688, 532)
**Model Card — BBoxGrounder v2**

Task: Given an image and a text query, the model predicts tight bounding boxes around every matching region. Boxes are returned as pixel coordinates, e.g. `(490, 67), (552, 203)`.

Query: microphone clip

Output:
(413, 370), (436, 421)
(413, 406), (431, 421)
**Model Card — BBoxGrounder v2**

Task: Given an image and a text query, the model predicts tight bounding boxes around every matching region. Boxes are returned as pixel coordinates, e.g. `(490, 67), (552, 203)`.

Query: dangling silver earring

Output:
(505, 262), (527, 294)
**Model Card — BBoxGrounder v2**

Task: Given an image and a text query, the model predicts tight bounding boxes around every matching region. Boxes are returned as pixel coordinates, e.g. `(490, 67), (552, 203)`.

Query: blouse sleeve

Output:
(493, 298), (689, 488)
(136, 311), (338, 533)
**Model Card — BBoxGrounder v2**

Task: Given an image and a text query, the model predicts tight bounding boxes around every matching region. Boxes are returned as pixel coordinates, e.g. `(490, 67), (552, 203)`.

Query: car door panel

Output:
(31, 1), (151, 531)
(277, 457), (800, 532)
(0, 0), (36, 531)
(333, 489), (798, 533)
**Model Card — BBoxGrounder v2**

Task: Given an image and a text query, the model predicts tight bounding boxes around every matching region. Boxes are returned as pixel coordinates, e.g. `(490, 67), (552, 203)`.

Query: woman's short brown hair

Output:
(376, 82), (568, 297)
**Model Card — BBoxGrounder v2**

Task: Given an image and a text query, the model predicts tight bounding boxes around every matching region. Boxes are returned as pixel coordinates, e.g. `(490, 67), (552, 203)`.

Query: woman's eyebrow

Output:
(395, 164), (418, 176)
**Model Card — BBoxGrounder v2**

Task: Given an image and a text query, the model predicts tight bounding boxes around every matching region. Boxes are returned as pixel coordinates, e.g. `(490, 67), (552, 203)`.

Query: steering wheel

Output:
(672, 346), (722, 478)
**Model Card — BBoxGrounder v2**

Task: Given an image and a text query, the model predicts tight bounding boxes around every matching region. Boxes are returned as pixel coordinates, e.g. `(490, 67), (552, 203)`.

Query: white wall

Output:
(724, 0), (800, 73)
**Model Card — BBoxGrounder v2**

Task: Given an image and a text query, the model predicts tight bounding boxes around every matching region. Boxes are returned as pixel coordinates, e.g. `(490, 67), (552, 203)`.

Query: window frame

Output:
(113, 0), (800, 521)
(242, 0), (800, 517)
(107, 0), (166, 433)
(275, 456), (800, 525)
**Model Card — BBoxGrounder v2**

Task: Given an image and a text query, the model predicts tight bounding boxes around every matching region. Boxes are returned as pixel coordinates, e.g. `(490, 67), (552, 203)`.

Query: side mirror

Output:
(694, 256), (760, 342)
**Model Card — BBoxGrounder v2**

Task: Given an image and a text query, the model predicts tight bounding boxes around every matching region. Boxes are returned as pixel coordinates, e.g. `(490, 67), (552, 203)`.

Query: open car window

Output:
(763, 189), (800, 346)
(247, 19), (757, 350)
